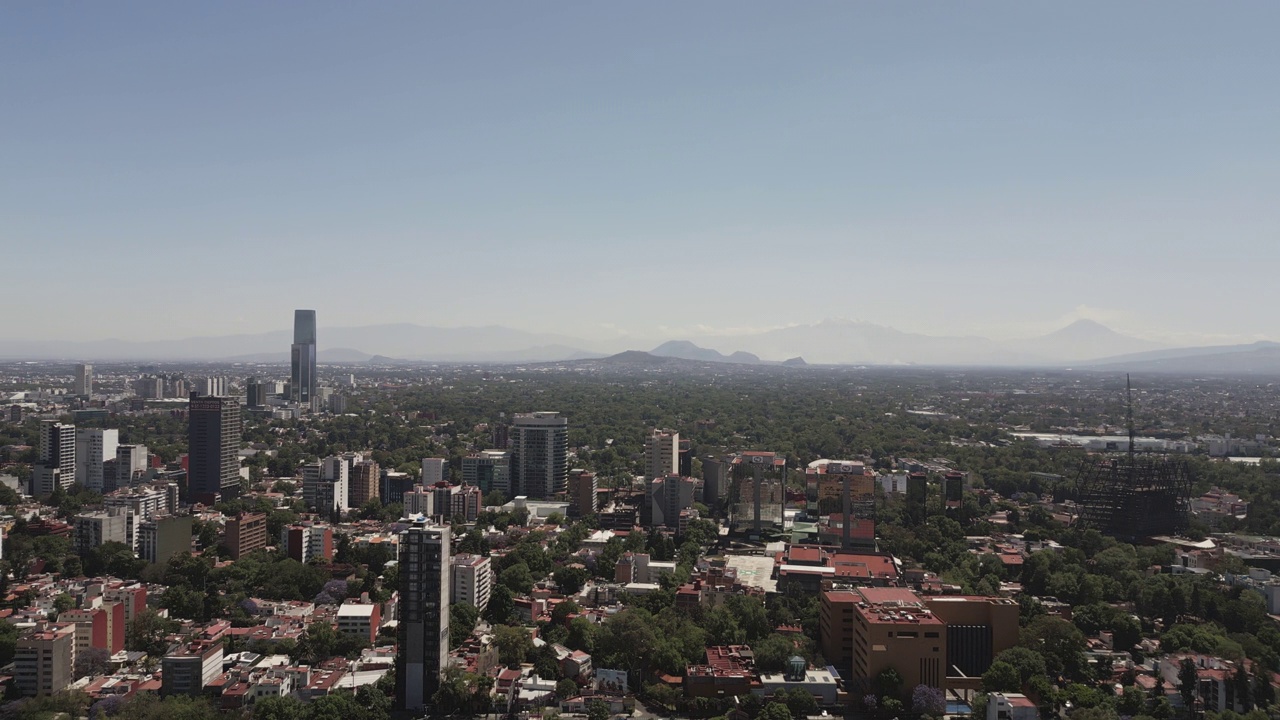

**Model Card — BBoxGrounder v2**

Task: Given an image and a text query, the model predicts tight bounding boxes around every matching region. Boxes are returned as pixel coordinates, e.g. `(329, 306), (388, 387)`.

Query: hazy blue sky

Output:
(3, 2), (1278, 345)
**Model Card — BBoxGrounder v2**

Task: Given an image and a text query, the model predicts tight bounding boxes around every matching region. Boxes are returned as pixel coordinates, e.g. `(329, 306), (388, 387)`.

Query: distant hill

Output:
(1086, 344), (1280, 375)
(1007, 319), (1165, 363)
(651, 340), (761, 364)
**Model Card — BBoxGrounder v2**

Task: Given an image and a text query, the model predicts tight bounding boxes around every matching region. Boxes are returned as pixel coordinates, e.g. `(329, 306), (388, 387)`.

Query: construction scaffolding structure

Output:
(1072, 375), (1192, 541)
(1072, 454), (1192, 540)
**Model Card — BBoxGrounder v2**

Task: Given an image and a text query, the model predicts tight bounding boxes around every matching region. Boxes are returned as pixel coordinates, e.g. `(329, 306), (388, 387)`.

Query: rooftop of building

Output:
(336, 603), (377, 619)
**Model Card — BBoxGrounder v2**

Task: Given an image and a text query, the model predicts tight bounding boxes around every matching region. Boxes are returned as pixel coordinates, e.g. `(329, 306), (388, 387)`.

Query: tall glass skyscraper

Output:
(291, 309), (317, 404)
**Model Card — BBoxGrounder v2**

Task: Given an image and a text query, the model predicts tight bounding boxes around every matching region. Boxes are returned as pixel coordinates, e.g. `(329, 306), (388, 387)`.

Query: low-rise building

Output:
(336, 602), (381, 644)
(162, 640), (224, 696)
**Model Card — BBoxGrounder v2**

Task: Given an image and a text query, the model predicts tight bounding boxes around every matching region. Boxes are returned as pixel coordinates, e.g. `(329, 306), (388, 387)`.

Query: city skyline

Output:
(4, 4), (1278, 345)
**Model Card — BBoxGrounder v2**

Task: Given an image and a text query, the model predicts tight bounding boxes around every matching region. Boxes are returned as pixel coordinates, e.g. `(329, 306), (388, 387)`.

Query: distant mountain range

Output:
(2, 319), (1277, 373)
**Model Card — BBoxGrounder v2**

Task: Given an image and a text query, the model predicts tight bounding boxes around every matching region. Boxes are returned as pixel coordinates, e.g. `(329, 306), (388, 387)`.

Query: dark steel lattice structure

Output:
(1073, 375), (1192, 541)
(1073, 455), (1192, 541)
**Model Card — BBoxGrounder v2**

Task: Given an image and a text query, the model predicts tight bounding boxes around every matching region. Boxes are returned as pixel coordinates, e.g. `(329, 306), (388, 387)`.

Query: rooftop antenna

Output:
(1126, 374), (1135, 459)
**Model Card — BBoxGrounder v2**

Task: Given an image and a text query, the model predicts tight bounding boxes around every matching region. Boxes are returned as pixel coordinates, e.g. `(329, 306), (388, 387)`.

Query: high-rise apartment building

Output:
(113, 444), (150, 489)
(74, 363), (93, 396)
(223, 512), (268, 560)
(349, 460), (380, 507)
(303, 456), (349, 517)
(396, 518), (450, 711)
(200, 377), (227, 397)
(73, 509), (130, 554)
(39, 421), (76, 479)
(187, 393), (242, 502)
(35, 421), (76, 497)
(14, 624), (75, 696)
(461, 450), (510, 498)
(649, 475), (696, 529)
(567, 469), (598, 517)
(645, 430), (679, 480)
(421, 458), (447, 485)
(290, 309), (317, 405)
(75, 428), (118, 492)
(282, 523), (334, 563)
(451, 553), (493, 612)
(137, 514), (192, 565)
(509, 412), (568, 499)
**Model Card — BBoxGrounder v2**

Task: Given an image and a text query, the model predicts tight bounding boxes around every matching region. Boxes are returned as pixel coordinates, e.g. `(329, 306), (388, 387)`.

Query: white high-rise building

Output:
(35, 421), (75, 497)
(115, 444), (150, 487)
(200, 377), (227, 397)
(74, 364), (93, 396)
(421, 458), (447, 485)
(304, 456), (349, 516)
(75, 428), (119, 492)
(452, 553), (493, 612)
(645, 430), (680, 480)
(509, 412), (568, 499)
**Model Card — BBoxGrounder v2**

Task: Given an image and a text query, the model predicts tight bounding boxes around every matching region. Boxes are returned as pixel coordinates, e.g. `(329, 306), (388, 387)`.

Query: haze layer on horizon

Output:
(3, 2), (1278, 346)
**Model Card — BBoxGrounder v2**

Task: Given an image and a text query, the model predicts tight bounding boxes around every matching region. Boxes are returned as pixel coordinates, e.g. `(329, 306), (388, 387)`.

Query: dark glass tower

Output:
(291, 309), (317, 404)
(187, 392), (243, 502)
(395, 519), (450, 711)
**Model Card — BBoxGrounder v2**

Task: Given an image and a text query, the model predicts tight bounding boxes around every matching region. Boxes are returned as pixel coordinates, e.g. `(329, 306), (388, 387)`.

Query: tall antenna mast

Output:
(1126, 374), (1135, 458)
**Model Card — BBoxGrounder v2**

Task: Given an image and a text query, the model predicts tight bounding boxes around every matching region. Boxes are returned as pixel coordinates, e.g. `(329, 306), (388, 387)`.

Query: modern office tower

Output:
(396, 518), (450, 711)
(223, 512), (268, 560)
(74, 363), (93, 396)
(906, 472), (929, 525)
(349, 460), (380, 507)
(199, 377), (226, 397)
(137, 514), (192, 565)
(187, 393), (242, 502)
(649, 475), (696, 529)
(75, 428), (118, 491)
(452, 553), (493, 612)
(730, 451), (786, 533)
(421, 458), (447, 484)
(115, 444), (150, 488)
(509, 412), (568, 499)
(290, 309), (317, 405)
(567, 469), (598, 517)
(39, 421), (76, 479)
(461, 450), (510, 497)
(645, 430), (679, 480)
(14, 624), (75, 696)
(381, 470), (416, 505)
(702, 455), (727, 507)
(245, 378), (264, 408)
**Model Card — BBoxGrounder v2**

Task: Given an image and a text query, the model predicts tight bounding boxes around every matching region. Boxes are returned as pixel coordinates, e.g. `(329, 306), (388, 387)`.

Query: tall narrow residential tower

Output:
(74, 364), (93, 396)
(509, 412), (568, 499)
(291, 310), (317, 405)
(188, 393), (242, 502)
(395, 518), (451, 711)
